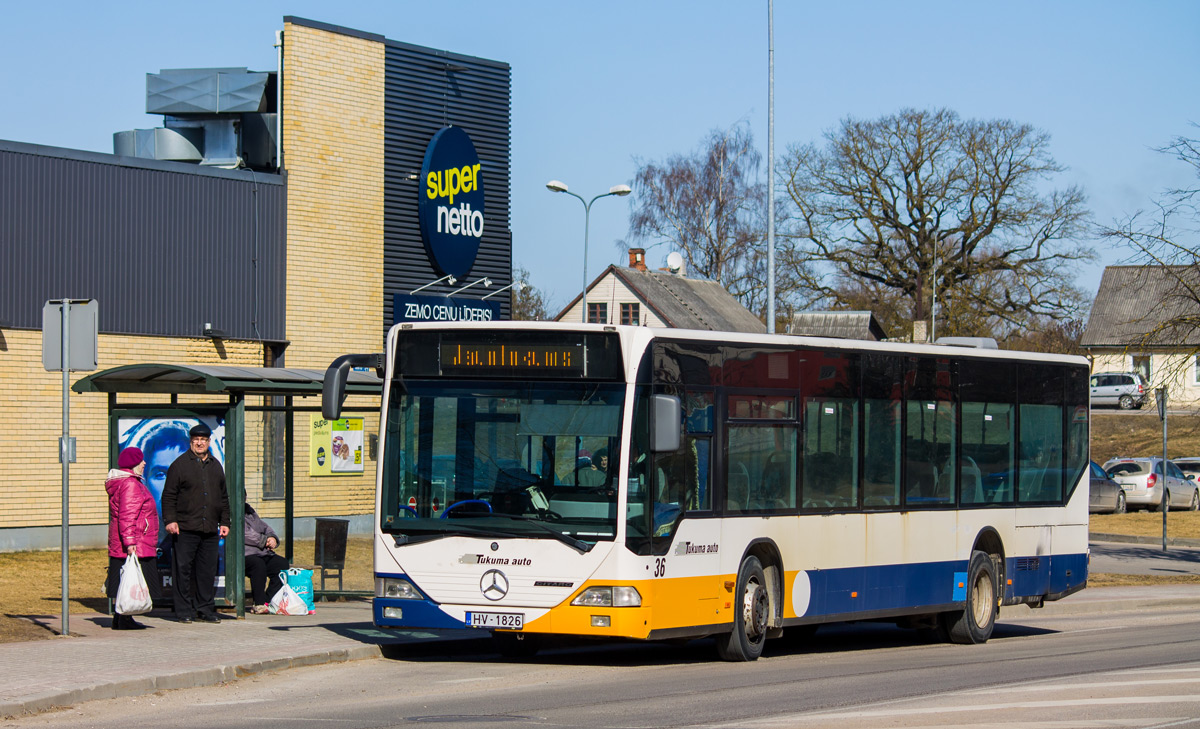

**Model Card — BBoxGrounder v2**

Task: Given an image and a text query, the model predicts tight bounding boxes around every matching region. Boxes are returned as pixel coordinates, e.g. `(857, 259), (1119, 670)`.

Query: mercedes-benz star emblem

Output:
(480, 569), (509, 601)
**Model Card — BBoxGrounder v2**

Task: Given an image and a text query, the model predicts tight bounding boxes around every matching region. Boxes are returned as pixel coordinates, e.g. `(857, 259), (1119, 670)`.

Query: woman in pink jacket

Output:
(105, 447), (162, 630)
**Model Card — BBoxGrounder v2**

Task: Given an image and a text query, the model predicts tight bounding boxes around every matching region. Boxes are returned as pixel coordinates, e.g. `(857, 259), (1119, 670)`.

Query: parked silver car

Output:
(1172, 457), (1200, 483)
(1089, 460), (1126, 514)
(1089, 372), (1149, 410)
(1102, 457), (1200, 512)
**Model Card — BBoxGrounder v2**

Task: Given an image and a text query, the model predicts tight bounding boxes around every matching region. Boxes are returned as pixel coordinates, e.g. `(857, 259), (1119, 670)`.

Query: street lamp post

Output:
(546, 180), (631, 323)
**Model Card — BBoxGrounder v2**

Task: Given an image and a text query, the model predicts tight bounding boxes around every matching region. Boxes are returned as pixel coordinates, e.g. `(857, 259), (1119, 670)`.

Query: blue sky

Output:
(3, 1), (1197, 315)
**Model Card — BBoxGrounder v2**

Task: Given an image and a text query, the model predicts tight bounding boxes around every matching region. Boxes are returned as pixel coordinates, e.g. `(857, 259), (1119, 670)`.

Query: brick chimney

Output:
(628, 248), (647, 271)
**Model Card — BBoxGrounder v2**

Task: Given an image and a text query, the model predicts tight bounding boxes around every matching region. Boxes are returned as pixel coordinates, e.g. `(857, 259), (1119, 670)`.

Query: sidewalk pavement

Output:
(5, 583), (1200, 720)
(0, 601), (481, 720)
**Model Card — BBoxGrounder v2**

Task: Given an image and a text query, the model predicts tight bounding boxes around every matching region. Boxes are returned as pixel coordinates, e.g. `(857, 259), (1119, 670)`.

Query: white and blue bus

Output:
(323, 322), (1090, 660)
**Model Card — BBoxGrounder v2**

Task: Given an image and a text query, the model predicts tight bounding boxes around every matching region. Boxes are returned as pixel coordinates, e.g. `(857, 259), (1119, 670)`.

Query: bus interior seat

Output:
(756, 456), (792, 510)
(961, 456), (984, 503)
(727, 462), (750, 511)
(804, 452), (846, 508)
(906, 460), (938, 499)
(1017, 463), (1044, 501)
(932, 460), (956, 501)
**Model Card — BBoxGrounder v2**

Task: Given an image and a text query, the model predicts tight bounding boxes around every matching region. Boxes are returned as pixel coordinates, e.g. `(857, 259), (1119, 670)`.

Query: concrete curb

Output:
(1027, 595), (1200, 617)
(1090, 532), (1200, 547)
(0, 644), (384, 720)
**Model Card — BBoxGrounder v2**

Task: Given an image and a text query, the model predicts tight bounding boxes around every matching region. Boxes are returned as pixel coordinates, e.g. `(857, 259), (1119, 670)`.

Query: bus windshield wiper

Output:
(389, 517), (592, 554)
(486, 514), (594, 554)
(390, 522), (511, 546)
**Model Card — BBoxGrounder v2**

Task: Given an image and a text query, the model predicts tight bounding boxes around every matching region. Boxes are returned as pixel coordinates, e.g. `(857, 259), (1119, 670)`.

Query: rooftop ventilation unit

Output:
(114, 68), (278, 171)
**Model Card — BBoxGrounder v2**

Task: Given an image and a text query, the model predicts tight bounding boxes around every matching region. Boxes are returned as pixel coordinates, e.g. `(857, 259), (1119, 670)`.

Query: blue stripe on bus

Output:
(794, 553), (1087, 617)
(374, 596), (467, 630)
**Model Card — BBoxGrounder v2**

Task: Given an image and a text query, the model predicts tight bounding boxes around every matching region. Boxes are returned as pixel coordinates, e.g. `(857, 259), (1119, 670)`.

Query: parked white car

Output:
(1102, 457), (1200, 512)
(1089, 372), (1149, 410)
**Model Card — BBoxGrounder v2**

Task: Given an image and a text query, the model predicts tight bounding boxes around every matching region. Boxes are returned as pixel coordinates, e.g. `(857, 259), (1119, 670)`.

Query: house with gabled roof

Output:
(554, 249), (767, 334)
(1081, 265), (1200, 405)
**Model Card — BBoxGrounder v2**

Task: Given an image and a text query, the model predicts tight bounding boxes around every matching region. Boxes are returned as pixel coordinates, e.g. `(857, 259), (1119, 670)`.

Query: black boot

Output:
(111, 613), (123, 630)
(119, 614), (146, 630)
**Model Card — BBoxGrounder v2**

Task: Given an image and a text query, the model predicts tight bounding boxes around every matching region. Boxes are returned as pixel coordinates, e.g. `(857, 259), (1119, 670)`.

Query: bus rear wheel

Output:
(716, 556), (769, 662)
(941, 550), (997, 645)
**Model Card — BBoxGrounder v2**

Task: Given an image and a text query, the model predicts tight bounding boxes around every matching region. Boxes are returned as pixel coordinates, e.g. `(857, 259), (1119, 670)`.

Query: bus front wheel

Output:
(716, 556), (769, 661)
(942, 550), (997, 644)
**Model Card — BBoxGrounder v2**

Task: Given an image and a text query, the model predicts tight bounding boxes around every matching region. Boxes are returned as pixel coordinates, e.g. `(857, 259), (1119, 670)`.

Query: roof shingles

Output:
(1081, 265), (1200, 348)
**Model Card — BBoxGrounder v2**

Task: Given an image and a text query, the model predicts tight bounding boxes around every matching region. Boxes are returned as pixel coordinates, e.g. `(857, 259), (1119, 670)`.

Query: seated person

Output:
(578, 448), (611, 488)
(244, 502), (289, 614)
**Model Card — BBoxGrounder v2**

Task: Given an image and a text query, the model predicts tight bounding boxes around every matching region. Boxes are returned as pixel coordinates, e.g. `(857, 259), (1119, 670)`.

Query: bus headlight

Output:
(377, 577), (421, 599)
(571, 586), (642, 607)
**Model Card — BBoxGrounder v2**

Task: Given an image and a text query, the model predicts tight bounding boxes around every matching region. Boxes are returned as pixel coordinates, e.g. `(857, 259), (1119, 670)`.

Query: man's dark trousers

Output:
(173, 530), (219, 619)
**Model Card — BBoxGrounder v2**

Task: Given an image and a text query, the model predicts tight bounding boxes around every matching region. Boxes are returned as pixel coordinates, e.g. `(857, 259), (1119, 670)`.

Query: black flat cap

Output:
(189, 423), (212, 438)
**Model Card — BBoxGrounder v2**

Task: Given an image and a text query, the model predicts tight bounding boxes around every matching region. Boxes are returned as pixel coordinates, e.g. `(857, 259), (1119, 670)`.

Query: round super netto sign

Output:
(418, 126), (485, 279)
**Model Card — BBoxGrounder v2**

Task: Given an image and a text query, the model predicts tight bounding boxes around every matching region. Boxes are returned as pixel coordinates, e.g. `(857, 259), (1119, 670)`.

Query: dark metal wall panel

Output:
(0, 141), (285, 341)
(382, 42), (512, 330)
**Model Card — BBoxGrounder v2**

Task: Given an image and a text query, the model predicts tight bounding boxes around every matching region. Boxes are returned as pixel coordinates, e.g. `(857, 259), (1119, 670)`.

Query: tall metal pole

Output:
(582, 202), (592, 321)
(60, 300), (70, 637)
(766, 0), (776, 333)
(1159, 386), (1168, 551)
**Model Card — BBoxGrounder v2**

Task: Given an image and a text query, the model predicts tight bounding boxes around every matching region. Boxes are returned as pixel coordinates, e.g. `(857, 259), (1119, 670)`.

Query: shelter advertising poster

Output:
(116, 416), (227, 601)
(310, 415), (364, 475)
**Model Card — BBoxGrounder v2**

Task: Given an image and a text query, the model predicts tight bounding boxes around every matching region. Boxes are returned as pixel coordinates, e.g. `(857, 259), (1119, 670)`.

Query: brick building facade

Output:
(0, 18), (511, 549)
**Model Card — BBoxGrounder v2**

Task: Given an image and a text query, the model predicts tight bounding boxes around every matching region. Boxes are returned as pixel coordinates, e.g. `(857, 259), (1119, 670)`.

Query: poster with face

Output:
(117, 417), (226, 600)
(331, 419), (363, 473)
(310, 416), (364, 475)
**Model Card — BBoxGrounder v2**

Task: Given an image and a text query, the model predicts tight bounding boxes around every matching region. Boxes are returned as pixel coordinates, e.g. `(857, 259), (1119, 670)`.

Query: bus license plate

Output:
(466, 611), (524, 629)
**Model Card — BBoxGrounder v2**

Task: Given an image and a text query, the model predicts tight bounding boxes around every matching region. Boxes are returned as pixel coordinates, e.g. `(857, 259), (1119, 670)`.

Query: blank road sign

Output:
(42, 300), (98, 372)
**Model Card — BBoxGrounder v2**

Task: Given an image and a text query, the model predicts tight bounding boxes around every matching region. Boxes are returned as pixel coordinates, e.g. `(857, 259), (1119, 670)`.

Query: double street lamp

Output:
(546, 180), (632, 322)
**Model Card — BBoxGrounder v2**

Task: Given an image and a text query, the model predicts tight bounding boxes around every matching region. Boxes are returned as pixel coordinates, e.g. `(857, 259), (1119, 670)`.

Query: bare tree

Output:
(1002, 317), (1086, 355)
(626, 123), (808, 318)
(510, 266), (550, 321)
(781, 108), (1094, 339)
(1098, 131), (1200, 373)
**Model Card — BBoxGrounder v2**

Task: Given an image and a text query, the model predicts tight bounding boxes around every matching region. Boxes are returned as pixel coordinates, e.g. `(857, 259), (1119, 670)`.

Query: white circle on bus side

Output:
(791, 571), (812, 617)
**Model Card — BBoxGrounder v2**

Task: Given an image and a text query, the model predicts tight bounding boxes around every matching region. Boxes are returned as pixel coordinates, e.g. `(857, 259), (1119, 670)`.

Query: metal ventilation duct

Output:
(113, 127), (203, 162)
(147, 68), (271, 115)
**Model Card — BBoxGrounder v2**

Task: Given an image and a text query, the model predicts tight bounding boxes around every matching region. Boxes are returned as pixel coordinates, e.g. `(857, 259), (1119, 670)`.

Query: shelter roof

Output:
(72, 364), (382, 396)
(788, 311), (889, 341)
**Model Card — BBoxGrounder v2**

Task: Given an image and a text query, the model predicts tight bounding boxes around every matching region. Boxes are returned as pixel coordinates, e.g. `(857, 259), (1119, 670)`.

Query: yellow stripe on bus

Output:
(520, 575), (736, 640)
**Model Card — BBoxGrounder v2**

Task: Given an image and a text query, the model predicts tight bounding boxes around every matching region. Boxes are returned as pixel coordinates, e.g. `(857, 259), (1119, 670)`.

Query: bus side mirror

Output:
(322, 353), (383, 420)
(651, 394), (682, 453)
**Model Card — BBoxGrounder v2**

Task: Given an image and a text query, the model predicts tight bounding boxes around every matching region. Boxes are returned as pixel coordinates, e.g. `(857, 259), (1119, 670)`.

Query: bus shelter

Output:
(73, 364), (381, 617)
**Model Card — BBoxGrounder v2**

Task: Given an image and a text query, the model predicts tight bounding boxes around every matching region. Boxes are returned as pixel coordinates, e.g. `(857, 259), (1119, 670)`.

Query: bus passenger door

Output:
(652, 436), (721, 629)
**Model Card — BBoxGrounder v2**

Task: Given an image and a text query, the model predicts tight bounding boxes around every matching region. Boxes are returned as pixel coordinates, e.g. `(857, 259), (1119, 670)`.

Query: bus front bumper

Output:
(373, 597), (655, 639)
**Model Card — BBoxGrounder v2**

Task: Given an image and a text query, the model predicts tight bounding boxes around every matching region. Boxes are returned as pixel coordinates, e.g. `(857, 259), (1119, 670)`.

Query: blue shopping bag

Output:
(281, 568), (315, 613)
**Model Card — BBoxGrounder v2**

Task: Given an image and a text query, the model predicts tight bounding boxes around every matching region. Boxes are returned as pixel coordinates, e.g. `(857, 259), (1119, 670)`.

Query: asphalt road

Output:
(12, 605), (1200, 729)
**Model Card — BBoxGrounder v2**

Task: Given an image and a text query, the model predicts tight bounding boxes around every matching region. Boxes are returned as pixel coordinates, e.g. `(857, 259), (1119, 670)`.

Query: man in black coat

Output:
(162, 423), (230, 623)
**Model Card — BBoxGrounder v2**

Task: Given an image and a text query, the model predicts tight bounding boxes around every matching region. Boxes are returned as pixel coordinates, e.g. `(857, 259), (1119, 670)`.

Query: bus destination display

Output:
(440, 342), (584, 376)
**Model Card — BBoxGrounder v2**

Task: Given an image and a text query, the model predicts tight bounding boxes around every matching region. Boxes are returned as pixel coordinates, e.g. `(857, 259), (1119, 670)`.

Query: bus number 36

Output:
(654, 558), (666, 578)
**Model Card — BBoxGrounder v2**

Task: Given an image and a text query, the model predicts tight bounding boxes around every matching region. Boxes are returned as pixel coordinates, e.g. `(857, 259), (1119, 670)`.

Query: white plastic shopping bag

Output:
(269, 582), (309, 615)
(115, 551), (153, 615)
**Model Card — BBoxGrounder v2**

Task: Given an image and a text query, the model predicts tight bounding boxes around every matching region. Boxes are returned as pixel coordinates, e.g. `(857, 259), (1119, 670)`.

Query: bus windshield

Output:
(381, 380), (626, 545)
